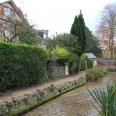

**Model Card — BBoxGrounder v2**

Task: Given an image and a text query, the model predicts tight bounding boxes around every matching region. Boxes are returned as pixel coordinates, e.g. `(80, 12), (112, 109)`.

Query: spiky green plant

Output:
(87, 82), (116, 116)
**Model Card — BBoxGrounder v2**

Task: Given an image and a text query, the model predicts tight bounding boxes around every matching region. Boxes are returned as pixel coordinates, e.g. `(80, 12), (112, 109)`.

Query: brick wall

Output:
(97, 58), (116, 67)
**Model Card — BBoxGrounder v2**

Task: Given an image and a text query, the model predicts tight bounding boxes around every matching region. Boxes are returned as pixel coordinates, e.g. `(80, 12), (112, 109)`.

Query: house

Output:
(0, 0), (24, 41)
(0, 0), (23, 20)
(83, 53), (97, 66)
(0, 0), (49, 46)
(37, 29), (49, 48)
(38, 29), (49, 39)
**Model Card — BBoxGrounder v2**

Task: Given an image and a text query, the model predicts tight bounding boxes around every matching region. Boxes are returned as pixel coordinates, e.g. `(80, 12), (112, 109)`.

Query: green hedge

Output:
(0, 42), (49, 92)
(79, 56), (93, 71)
(79, 56), (86, 71)
(87, 59), (93, 69)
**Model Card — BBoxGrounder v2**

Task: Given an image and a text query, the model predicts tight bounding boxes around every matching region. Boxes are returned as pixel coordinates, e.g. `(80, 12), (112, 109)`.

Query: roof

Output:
(83, 53), (97, 59)
(0, 0), (24, 18)
(39, 29), (48, 34)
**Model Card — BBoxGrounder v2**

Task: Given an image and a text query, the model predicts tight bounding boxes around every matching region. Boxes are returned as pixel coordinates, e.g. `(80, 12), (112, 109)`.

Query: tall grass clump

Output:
(86, 66), (107, 81)
(87, 82), (116, 116)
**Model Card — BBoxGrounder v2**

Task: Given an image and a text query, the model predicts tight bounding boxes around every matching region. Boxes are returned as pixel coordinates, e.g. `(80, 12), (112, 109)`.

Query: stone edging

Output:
(107, 67), (116, 71)
(0, 76), (87, 116)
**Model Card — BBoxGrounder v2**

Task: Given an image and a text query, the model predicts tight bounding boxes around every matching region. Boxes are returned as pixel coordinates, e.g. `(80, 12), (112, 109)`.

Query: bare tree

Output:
(96, 3), (116, 59)
(0, 16), (38, 44)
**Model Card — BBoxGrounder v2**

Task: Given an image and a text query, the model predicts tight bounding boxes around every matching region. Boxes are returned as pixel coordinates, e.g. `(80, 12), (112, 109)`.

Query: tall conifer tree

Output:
(70, 11), (86, 56)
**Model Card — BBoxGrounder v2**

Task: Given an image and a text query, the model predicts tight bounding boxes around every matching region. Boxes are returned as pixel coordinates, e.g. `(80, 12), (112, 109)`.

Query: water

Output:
(23, 72), (116, 116)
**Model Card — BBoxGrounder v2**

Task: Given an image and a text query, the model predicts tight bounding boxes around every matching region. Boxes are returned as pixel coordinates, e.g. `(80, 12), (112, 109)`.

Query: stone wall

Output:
(0, 76), (87, 116)
(107, 67), (116, 71)
(44, 66), (66, 80)
(52, 66), (65, 78)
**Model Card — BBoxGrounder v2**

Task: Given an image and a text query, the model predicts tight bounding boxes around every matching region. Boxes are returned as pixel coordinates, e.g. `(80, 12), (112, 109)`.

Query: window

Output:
(39, 32), (43, 38)
(3, 7), (13, 18)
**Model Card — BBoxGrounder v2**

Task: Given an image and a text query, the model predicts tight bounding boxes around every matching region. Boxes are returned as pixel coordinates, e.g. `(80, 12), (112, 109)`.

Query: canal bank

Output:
(23, 71), (116, 116)
(0, 71), (86, 116)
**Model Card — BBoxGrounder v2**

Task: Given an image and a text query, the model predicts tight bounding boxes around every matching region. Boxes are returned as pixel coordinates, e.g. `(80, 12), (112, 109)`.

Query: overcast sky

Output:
(2, 0), (116, 36)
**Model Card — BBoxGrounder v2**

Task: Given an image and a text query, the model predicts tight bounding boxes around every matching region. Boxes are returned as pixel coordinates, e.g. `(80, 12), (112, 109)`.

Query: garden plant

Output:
(87, 82), (116, 116)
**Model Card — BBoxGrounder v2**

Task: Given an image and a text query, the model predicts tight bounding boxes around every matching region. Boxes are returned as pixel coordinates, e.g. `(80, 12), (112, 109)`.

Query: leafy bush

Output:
(79, 55), (93, 71)
(0, 41), (49, 92)
(87, 82), (116, 116)
(88, 59), (93, 69)
(52, 46), (70, 61)
(79, 56), (86, 71)
(86, 66), (107, 81)
(68, 53), (79, 74)
(53, 46), (79, 74)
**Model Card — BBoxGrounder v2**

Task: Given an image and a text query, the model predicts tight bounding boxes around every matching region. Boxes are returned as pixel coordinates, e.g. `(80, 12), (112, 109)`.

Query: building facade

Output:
(0, 0), (24, 41)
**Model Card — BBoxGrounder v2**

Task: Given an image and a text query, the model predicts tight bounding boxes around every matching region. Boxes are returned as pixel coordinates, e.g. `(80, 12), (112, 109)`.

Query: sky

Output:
(1, 0), (116, 36)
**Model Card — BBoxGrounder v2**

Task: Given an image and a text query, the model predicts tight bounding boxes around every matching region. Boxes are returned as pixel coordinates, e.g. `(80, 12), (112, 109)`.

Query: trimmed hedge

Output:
(0, 42), (49, 92)
(79, 56), (86, 71)
(88, 59), (93, 69)
(79, 56), (93, 71)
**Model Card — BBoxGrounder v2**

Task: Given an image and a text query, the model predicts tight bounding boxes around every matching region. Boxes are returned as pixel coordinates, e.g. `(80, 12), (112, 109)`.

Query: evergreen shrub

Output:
(0, 41), (49, 92)
(79, 56), (86, 71)
(79, 55), (93, 71)
(87, 59), (93, 69)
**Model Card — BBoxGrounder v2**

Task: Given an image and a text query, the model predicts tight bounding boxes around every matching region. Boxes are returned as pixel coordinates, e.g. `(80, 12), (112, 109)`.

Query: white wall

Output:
(93, 59), (97, 67)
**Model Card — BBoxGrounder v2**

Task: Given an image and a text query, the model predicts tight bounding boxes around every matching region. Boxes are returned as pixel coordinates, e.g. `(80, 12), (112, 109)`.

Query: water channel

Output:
(23, 72), (116, 116)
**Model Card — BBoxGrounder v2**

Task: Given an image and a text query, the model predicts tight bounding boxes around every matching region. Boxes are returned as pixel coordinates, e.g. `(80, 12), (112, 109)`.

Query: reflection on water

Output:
(24, 72), (116, 116)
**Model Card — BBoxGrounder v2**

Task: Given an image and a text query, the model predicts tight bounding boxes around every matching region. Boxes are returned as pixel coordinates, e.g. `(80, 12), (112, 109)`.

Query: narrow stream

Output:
(23, 72), (116, 116)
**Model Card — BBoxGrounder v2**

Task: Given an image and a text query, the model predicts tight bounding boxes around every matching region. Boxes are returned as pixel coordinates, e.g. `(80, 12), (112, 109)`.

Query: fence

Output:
(97, 58), (116, 67)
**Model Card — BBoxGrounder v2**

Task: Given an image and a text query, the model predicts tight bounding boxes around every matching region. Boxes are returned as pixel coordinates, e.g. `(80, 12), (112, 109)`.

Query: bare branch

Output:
(96, 3), (116, 59)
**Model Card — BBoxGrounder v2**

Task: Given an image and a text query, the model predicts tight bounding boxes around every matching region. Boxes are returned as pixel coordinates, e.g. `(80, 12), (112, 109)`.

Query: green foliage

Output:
(18, 29), (39, 45)
(53, 46), (79, 74)
(86, 66), (107, 81)
(45, 33), (80, 55)
(0, 105), (7, 114)
(18, 18), (39, 45)
(1, 16), (39, 45)
(0, 41), (49, 92)
(70, 16), (78, 35)
(88, 59), (93, 69)
(68, 53), (79, 74)
(53, 46), (70, 60)
(70, 11), (86, 56)
(79, 55), (93, 71)
(85, 26), (102, 57)
(79, 56), (86, 71)
(87, 82), (116, 116)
